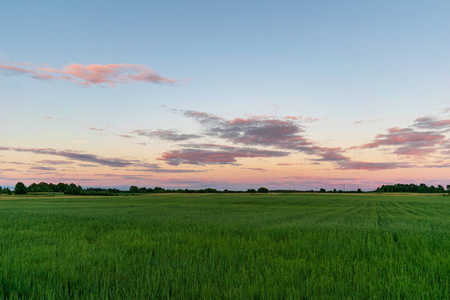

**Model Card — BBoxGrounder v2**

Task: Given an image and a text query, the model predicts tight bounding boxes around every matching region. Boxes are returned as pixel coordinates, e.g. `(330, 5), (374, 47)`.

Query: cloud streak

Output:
(0, 63), (177, 87)
(35, 160), (74, 165)
(357, 127), (446, 156)
(30, 166), (57, 171)
(159, 147), (289, 166)
(413, 116), (450, 131)
(0, 146), (137, 167)
(132, 129), (201, 141)
(336, 161), (412, 171)
(1, 145), (209, 174)
(133, 163), (206, 173)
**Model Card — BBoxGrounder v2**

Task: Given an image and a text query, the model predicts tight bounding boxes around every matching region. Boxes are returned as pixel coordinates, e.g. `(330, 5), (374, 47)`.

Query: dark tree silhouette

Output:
(257, 187), (269, 193)
(14, 182), (27, 194)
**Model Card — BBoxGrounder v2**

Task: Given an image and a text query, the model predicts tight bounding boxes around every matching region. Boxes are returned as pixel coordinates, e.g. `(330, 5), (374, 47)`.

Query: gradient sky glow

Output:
(1, 1), (449, 190)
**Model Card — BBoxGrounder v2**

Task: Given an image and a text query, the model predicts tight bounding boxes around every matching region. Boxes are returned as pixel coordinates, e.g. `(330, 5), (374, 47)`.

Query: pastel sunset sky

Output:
(1, 1), (449, 190)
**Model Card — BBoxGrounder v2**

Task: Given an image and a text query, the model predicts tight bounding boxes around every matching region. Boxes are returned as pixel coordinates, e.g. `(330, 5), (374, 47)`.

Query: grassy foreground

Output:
(0, 193), (449, 299)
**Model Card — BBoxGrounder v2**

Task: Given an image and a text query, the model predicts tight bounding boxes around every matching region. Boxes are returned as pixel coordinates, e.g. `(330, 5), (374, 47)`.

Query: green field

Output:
(0, 193), (449, 299)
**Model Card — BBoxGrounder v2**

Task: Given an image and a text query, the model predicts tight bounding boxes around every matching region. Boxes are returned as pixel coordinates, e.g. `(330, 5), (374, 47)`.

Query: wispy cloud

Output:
(159, 147), (288, 166)
(1, 145), (208, 175)
(35, 160), (74, 165)
(283, 175), (363, 181)
(89, 127), (106, 132)
(356, 127), (445, 156)
(413, 116), (450, 131)
(420, 163), (450, 168)
(0, 63), (177, 87)
(118, 134), (134, 139)
(309, 147), (349, 162)
(0, 65), (55, 80)
(337, 161), (412, 171)
(440, 140), (450, 156)
(0, 146), (137, 167)
(30, 166), (57, 171)
(283, 116), (319, 122)
(243, 167), (267, 171)
(353, 119), (378, 124)
(132, 129), (201, 141)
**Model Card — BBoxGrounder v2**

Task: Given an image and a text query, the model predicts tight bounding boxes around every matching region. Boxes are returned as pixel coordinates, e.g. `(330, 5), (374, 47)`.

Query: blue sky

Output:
(1, 1), (449, 190)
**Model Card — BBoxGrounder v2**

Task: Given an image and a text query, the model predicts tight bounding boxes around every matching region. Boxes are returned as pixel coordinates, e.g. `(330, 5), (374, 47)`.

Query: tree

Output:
(14, 182), (27, 194)
(56, 182), (68, 192)
(64, 183), (82, 195)
(129, 186), (140, 193)
(257, 187), (269, 193)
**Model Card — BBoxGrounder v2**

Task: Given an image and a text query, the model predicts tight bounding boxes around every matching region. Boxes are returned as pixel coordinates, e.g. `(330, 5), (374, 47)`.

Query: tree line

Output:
(2, 182), (273, 195)
(1, 182), (449, 196)
(375, 183), (450, 193)
(2, 182), (112, 196)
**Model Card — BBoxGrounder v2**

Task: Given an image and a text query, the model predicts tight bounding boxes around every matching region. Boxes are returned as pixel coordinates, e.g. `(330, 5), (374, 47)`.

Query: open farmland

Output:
(0, 193), (449, 299)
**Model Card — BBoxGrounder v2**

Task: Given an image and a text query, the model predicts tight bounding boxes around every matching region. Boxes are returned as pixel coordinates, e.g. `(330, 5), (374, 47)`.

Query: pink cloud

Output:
(159, 148), (288, 166)
(0, 65), (56, 80)
(183, 110), (310, 149)
(1, 62), (177, 87)
(176, 110), (446, 171)
(183, 110), (349, 162)
(358, 127), (445, 156)
(353, 119), (379, 125)
(243, 168), (267, 171)
(89, 127), (105, 131)
(413, 116), (450, 130)
(118, 134), (134, 139)
(284, 116), (319, 122)
(309, 147), (349, 162)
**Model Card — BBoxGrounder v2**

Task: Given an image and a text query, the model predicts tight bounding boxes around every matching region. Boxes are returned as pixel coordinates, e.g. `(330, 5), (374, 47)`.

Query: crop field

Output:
(0, 193), (449, 299)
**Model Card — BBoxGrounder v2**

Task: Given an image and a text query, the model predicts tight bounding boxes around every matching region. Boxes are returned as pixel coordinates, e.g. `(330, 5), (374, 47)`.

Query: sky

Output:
(1, 1), (449, 191)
